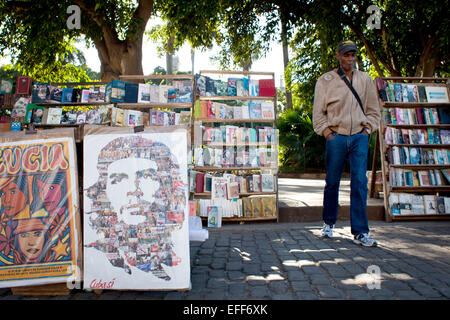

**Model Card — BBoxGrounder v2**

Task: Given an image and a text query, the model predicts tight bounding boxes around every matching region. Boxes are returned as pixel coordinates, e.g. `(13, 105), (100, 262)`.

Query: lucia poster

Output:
(83, 126), (190, 290)
(0, 132), (80, 288)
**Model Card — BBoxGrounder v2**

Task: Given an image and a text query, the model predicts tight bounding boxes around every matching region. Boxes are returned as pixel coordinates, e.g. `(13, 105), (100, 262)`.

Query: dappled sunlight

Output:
(246, 273), (285, 283)
(232, 247), (252, 262)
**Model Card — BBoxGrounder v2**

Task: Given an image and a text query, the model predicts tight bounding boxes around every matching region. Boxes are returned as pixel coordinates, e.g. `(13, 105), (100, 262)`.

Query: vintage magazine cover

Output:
(83, 125), (190, 290)
(0, 128), (81, 288)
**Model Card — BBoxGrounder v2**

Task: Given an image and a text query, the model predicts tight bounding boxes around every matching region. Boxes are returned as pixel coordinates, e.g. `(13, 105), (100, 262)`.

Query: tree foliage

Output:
(0, 0), (154, 81)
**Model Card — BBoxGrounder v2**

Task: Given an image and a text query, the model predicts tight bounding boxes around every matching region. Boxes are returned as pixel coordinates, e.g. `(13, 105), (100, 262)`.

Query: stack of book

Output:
(193, 195), (276, 219)
(196, 75), (276, 97)
(194, 145), (277, 168)
(382, 107), (448, 125)
(389, 167), (450, 187)
(387, 146), (449, 165)
(31, 83), (106, 104)
(376, 79), (449, 104)
(23, 103), (191, 127)
(385, 127), (449, 145)
(190, 172), (276, 195)
(194, 100), (274, 120)
(199, 125), (277, 145)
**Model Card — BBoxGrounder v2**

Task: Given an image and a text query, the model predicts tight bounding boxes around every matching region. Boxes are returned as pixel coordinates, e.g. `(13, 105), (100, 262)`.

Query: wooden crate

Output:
(11, 283), (71, 296)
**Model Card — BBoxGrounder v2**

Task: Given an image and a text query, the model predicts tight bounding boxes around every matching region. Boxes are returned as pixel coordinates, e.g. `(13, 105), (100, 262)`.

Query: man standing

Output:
(313, 40), (381, 247)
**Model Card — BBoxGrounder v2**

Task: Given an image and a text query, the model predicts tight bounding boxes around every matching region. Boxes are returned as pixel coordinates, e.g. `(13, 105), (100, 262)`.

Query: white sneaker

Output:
(353, 233), (378, 247)
(321, 223), (334, 238)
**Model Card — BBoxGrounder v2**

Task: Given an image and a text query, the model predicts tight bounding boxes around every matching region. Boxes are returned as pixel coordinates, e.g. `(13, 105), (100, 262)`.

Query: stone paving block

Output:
(394, 290), (424, 300)
(287, 270), (308, 281)
(207, 278), (228, 289)
(314, 285), (346, 299)
(242, 263), (260, 274)
(209, 269), (226, 278)
(191, 273), (208, 284)
(309, 274), (334, 285)
(344, 289), (372, 300)
(381, 279), (411, 291)
(408, 282), (444, 298)
(268, 280), (290, 294)
(249, 286), (271, 299)
(210, 260), (226, 270)
(228, 282), (247, 296)
(295, 291), (320, 300)
(367, 287), (394, 298)
(272, 294), (297, 300)
(164, 291), (186, 300)
(226, 261), (243, 271)
(291, 280), (313, 292)
(228, 271), (245, 281)
(300, 265), (327, 275)
(435, 287), (450, 298)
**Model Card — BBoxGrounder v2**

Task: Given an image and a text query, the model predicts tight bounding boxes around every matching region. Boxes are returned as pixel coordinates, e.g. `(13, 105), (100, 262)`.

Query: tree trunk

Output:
(281, 15), (293, 110)
(76, 0), (153, 82)
(95, 39), (144, 82)
(415, 36), (440, 77)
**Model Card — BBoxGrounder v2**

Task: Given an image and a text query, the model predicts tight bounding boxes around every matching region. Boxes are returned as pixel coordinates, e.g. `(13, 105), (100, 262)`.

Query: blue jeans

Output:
(323, 133), (370, 235)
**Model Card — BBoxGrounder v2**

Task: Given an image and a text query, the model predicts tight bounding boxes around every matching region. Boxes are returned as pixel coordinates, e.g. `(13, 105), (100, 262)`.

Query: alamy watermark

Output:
(366, 264), (381, 289)
(67, 5), (81, 30)
(66, 265), (82, 290)
(366, 5), (382, 30)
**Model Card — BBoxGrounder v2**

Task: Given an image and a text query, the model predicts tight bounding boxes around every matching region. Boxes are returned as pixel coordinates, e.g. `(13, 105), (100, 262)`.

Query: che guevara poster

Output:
(0, 130), (81, 288)
(83, 126), (190, 290)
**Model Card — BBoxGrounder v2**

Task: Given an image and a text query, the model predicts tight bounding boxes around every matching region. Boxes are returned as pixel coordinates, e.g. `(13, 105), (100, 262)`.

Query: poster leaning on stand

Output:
(0, 128), (82, 289)
(83, 124), (191, 290)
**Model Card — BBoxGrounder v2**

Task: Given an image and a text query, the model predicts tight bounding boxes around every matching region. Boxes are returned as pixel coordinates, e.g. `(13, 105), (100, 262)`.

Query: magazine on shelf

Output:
(425, 86), (449, 103)
(389, 193), (401, 215)
(207, 206), (222, 228)
(398, 193), (414, 215)
(227, 182), (239, 200)
(250, 197), (263, 217)
(445, 197), (450, 213)
(423, 195), (437, 214)
(436, 196), (446, 214)
(211, 177), (228, 200)
(412, 195), (425, 215)
(261, 174), (275, 192)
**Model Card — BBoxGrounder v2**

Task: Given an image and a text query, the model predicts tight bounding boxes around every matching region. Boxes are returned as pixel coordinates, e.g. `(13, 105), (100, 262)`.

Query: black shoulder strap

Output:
(337, 67), (365, 115)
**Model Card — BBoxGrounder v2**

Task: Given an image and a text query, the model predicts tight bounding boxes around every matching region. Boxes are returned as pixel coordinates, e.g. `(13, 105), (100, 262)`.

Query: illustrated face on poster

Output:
(0, 139), (79, 287)
(84, 131), (189, 290)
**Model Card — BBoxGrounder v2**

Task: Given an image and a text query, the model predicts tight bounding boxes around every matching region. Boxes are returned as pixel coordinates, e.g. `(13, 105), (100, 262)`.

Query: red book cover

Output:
(258, 79), (276, 97)
(195, 172), (205, 193)
(15, 76), (32, 95)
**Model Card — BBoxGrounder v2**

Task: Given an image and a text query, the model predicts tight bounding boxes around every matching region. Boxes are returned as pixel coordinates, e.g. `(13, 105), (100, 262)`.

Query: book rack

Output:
(191, 70), (279, 223)
(376, 77), (450, 221)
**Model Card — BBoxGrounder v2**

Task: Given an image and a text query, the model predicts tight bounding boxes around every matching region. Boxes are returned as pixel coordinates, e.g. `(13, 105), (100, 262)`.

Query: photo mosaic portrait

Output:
(83, 128), (190, 290)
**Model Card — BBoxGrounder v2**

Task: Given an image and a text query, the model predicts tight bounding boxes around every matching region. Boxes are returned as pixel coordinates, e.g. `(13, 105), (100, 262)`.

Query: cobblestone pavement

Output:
(1, 221), (449, 301)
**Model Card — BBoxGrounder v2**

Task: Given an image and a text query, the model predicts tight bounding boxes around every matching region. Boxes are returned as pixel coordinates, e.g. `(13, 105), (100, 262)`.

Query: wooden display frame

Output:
(377, 77), (450, 221)
(191, 70), (279, 223)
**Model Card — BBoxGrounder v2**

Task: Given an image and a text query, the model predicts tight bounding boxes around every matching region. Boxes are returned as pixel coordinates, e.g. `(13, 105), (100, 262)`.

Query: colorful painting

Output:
(0, 137), (80, 288)
(83, 128), (190, 290)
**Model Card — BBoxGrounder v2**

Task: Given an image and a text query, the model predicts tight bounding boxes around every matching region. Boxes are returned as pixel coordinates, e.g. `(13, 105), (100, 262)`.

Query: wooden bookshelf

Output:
(117, 102), (192, 109)
(194, 166), (277, 172)
(198, 96), (276, 101)
(383, 102), (450, 108)
(377, 77), (450, 221)
(192, 70), (279, 222)
(386, 124), (450, 129)
(196, 118), (274, 123)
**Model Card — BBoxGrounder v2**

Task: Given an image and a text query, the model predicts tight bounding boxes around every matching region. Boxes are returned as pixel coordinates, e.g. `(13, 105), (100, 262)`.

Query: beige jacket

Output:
(313, 69), (380, 137)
